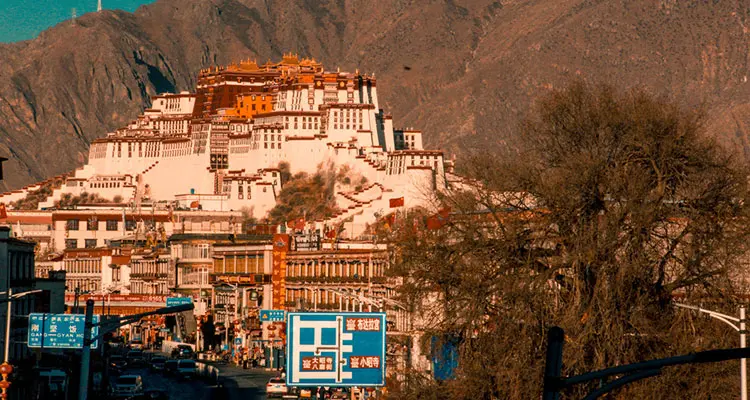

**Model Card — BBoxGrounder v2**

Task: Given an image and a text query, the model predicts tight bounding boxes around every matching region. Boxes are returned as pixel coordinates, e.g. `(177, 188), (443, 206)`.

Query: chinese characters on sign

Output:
(345, 318), (381, 331)
(287, 312), (386, 387)
(349, 356), (381, 369)
(28, 314), (100, 349)
(272, 234), (290, 309)
(302, 356), (335, 371)
(260, 309), (286, 322)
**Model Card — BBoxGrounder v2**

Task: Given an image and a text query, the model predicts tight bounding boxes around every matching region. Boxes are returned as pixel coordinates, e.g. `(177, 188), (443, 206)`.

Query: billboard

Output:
(166, 297), (193, 307)
(286, 312), (386, 387)
(28, 313), (100, 349)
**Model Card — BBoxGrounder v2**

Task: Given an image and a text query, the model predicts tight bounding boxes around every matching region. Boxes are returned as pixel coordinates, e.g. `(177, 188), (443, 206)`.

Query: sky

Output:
(0, 0), (156, 43)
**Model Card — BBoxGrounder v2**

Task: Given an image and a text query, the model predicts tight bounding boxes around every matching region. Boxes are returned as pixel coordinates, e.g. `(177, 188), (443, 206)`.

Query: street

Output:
(107, 354), (278, 400)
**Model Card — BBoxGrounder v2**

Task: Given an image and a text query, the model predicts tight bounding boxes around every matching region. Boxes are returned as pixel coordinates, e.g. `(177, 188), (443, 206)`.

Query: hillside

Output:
(2, 0), (750, 191)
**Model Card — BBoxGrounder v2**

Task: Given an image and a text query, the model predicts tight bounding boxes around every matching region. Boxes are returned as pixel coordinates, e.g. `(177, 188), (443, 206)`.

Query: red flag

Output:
(190, 201), (200, 209)
(0, 203), (6, 220)
(325, 228), (336, 239)
(389, 197), (404, 208)
(287, 220), (295, 229)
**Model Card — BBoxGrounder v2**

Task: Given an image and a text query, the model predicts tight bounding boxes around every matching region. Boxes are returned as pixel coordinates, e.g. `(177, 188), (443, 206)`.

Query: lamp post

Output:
(0, 288), (43, 399)
(674, 303), (747, 400)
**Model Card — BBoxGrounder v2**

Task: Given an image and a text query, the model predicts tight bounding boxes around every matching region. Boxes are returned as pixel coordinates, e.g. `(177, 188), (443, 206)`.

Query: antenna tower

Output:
(97, 0), (102, 12)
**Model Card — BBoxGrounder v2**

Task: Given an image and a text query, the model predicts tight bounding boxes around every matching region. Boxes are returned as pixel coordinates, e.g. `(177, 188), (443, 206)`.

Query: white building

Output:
(0, 54), (450, 239)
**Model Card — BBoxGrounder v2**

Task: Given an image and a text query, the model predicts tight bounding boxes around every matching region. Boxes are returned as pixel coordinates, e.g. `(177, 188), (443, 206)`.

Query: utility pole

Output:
(97, 0), (102, 12)
(3, 288), (11, 363)
(79, 299), (94, 400)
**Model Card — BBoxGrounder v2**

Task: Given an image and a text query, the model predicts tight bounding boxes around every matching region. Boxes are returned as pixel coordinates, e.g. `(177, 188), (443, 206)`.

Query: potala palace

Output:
(0, 54), (447, 379)
(1, 54), (452, 240)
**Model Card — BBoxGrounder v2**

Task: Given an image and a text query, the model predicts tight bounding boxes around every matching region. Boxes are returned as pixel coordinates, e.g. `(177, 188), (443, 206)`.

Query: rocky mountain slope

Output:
(2, 0), (750, 191)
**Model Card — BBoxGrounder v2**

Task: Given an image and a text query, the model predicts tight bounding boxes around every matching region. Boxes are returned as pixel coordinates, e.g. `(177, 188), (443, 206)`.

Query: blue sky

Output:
(0, 0), (156, 43)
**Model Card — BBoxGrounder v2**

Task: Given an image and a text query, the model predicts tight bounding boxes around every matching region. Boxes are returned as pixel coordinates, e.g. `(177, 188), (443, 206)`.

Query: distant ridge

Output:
(2, 0), (750, 191)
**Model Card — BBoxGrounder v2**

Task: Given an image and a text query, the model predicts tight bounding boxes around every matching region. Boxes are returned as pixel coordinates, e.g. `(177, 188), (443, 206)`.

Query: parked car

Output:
(150, 356), (167, 372)
(171, 344), (194, 359)
(266, 377), (288, 398)
(110, 375), (144, 398)
(177, 359), (197, 379)
(164, 359), (179, 375)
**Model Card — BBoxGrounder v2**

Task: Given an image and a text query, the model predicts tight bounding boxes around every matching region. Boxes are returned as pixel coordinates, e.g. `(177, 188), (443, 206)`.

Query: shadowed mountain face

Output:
(2, 0), (750, 191)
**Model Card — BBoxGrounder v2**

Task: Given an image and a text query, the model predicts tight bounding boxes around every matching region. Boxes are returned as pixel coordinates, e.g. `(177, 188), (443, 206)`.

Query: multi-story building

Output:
(0, 226), (37, 362)
(0, 55), (452, 240)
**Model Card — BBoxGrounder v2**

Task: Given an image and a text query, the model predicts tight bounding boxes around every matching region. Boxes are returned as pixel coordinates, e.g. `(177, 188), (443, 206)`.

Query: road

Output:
(109, 365), (211, 400)
(108, 353), (277, 400)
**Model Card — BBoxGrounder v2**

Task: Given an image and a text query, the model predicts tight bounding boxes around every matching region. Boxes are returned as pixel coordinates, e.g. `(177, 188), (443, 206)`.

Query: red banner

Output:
(65, 294), (168, 303)
(272, 234), (290, 310)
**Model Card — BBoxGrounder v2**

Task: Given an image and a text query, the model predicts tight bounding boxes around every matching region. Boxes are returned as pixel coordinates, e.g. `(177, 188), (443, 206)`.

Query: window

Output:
(87, 218), (98, 231)
(66, 220), (79, 231)
(125, 220), (137, 231)
(65, 239), (78, 249)
(112, 266), (121, 282)
(106, 220), (118, 231)
(85, 239), (97, 249)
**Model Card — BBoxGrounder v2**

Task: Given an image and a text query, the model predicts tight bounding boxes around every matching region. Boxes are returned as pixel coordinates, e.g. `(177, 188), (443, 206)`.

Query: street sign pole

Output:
(78, 299), (94, 400)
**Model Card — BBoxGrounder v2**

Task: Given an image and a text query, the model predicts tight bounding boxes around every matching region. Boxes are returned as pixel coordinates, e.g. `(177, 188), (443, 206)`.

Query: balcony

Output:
(130, 271), (169, 280)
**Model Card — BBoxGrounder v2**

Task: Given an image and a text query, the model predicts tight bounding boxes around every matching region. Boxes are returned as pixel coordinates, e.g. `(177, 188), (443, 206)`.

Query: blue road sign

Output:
(166, 297), (193, 307)
(260, 309), (285, 322)
(286, 312), (386, 387)
(28, 313), (100, 349)
(234, 337), (242, 345)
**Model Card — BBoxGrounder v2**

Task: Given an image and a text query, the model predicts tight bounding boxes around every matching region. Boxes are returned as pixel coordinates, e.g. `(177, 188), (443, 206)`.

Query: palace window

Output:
(87, 219), (98, 231)
(125, 220), (137, 231)
(67, 220), (79, 231)
(85, 239), (97, 249)
(106, 220), (118, 231)
(65, 239), (78, 249)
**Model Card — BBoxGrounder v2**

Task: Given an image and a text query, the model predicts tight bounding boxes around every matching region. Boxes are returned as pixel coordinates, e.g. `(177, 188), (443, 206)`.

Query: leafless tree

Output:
(388, 81), (750, 399)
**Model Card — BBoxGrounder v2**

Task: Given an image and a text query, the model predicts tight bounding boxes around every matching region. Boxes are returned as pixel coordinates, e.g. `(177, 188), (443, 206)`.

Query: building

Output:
(0, 55), (452, 239)
(0, 226), (37, 362)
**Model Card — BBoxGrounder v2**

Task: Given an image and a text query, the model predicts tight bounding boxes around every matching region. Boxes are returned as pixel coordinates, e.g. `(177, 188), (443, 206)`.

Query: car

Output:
(126, 350), (146, 368)
(110, 375), (144, 398)
(128, 340), (144, 350)
(164, 359), (179, 375)
(109, 355), (127, 373)
(171, 344), (194, 359)
(150, 356), (167, 372)
(176, 359), (197, 379)
(266, 377), (288, 398)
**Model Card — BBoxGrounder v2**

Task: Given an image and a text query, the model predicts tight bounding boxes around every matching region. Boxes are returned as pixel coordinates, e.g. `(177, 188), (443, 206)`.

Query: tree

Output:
(390, 82), (750, 399)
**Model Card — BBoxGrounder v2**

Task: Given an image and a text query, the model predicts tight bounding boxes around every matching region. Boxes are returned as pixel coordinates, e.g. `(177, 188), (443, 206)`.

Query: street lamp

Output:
(0, 288), (43, 399)
(674, 303), (747, 400)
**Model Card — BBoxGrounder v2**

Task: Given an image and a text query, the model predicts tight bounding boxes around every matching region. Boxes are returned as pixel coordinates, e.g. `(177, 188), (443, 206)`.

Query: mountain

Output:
(2, 0), (750, 191)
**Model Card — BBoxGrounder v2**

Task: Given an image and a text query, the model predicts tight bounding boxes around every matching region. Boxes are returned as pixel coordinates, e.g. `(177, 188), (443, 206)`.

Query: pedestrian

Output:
(242, 351), (249, 369)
